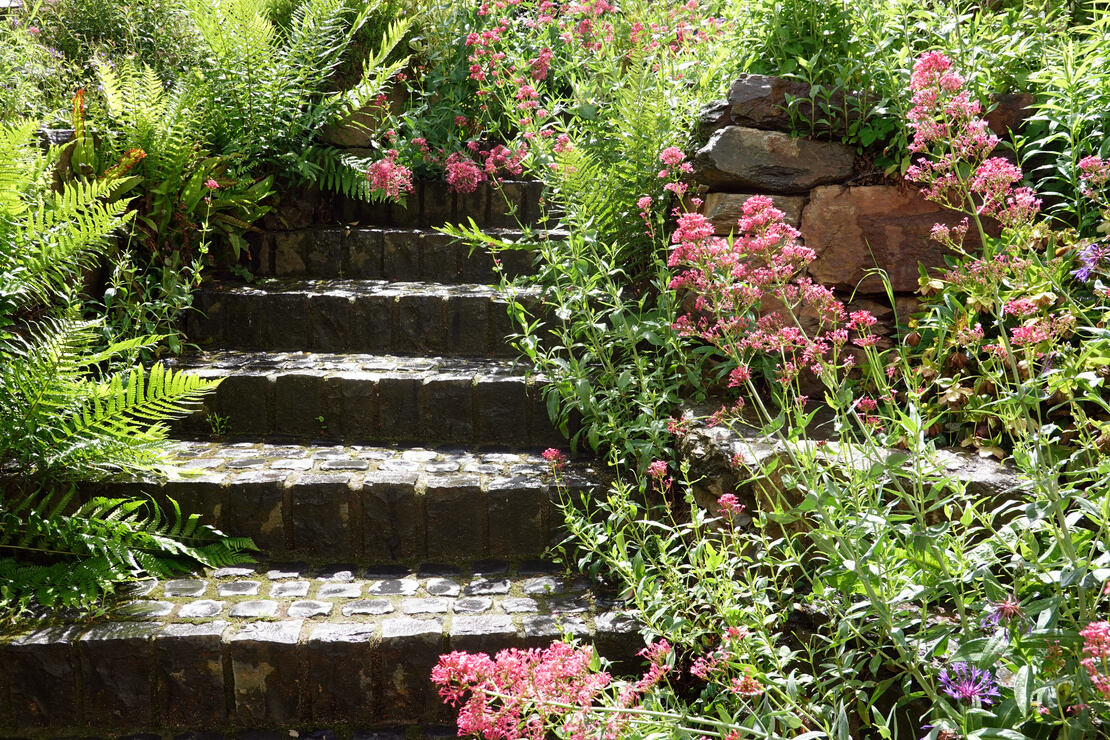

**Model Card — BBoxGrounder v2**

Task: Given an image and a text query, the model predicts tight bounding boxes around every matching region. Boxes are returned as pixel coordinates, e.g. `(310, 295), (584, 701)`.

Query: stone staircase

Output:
(0, 182), (638, 738)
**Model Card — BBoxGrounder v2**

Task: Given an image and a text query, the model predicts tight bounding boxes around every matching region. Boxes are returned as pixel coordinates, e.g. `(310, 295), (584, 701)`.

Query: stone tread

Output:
(0, 563), (640, 731)
(252, 226), (562, 282)
(92, 441), (597, 561)
(169, 351), (561, 446)
(188, 279), (539, 356)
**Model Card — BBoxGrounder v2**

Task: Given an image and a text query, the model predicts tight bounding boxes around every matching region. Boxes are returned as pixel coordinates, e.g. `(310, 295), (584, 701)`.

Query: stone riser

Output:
(187, 281), (527, 358)
(263, 180), (547, 231)
(172, 354), (562, 447)
(93, 471), (581, 563)
(0, 602), (638, 734)
(251, 228), (538, 283)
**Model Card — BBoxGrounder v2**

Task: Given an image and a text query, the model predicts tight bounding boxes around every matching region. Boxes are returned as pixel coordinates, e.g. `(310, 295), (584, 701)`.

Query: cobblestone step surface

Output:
(170, 352), (561, 446)
(89, 441), (597, 561)
(0, 562), (639, 733)
(188, 279), (535, 357)
(251, 227), (552, 282)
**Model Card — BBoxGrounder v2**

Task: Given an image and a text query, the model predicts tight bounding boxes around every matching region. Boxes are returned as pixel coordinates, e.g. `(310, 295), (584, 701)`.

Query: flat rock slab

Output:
(693, 126), (855, 193)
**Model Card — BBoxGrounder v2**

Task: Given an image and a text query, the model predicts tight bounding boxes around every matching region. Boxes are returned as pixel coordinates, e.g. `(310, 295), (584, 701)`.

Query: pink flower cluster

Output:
(905, 52), (1040, 230)
(445, 151), (488, 194)
(432, 643), (612, 739)
(542, 447), (568, 470)
(1080, 155), (1110, 200)
(1081, 621), (1110, 699)
(668, 196), (876, 386)
(366, 150), (413, 200)
(432, 639), (679, 740)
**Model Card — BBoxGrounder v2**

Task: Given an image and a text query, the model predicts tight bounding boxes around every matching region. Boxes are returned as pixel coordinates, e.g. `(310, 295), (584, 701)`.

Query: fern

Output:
(182, 0), (410, 197)
(0, 491), (254, 621)
(0, 123), (252, 621)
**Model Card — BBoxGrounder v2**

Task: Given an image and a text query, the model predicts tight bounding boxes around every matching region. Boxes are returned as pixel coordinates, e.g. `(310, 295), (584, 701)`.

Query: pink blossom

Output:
(542, 448), (568, 470)
(717, 493), (743, 516)
(729, 673), (765, 697)
(659, 146), (685, 167)
(646, 460), (669, 478)
(445, 151), (487, 194)
(554, 134), (574, 154)
(366, 151), (414, 200)
(204, 178), (219, 190)
(455, 115), (468, 127)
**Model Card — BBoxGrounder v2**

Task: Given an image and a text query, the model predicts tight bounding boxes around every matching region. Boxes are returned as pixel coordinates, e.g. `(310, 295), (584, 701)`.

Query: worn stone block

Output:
(693, 126), (855, 193)
(376, 375), (420, 441)
(79, 621), (161, 727)
(448, 615), (518, 654)
(221, 473), (286, 552)
(474, 376), (528, 445)
(362, 471), (423, 562)
(447, 297), (493, 357)
(229, 600), (279, 618)
(215, 374), (274, 437)
(419, 233), (462, 283)
(260, 292), (310, 350)
(375, 618), (445, 722)
(306, 624), (377, 722)
(187, 291), (224, 346)
(270, 232), (308, 277)
(290, 474), (353, 556)
(381, 230), (422, 281)
(700, 192), (805, 235)
(344, 228), (384, 278)
(303, 228), (345, 278)
(310, 292), (357, 352)
(4, 626), (82, 728)
(594, 611), (643, 667)
(419, 376), (474, 442)
(395, 293), (446, 355)
(155, 622), (229, 726)
(421, 181), (456, 226)
(288, 600), (334, 618)
(487, 477), (548, 557)
(227, 621), (304, 723)
(454, 186), (488, 228)
(489, 181), (523, 228)
(274, 373), (323, 438)
(349, 293), (393, 356)
(423, 475), (485, 560)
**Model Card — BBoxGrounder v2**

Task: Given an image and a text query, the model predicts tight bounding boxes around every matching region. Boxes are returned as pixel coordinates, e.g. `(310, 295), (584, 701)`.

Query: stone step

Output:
(170, 351), (562, 447)
(187, 279), (532, 357)
(89, 441), (597, 562)
(0, 561), (640, 733)
(251, 227), (550, 283)
(263, 179), (547, 231)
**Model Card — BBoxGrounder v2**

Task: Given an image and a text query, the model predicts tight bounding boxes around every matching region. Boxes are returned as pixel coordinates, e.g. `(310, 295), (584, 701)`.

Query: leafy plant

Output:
(0, 121), (252, 620)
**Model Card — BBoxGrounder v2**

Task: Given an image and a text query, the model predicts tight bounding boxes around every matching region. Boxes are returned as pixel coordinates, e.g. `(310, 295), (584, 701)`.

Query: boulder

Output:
(985, 92), (1036, 137)
(728, 74), (857, 133)
(693, 126), (855, 193)
(696, 99), (731, 142)
(700, 192), (806, 234)
(801, 185), (989, 294)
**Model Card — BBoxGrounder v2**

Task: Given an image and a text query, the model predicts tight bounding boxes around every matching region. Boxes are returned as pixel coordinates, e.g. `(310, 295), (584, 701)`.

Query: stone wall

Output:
(691, 74), (1034, 330)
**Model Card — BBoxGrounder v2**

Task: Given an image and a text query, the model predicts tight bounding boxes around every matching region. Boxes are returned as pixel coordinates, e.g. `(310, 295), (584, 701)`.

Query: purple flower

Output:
(1072, 242), (1110, 283)
(939, 662), (1001, 705)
